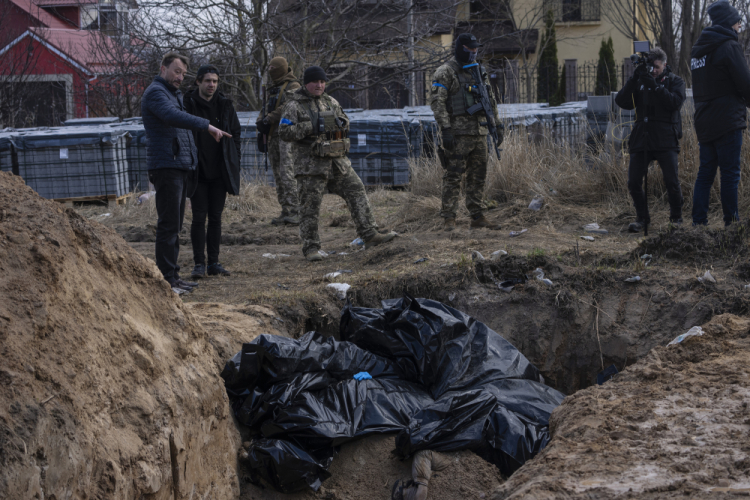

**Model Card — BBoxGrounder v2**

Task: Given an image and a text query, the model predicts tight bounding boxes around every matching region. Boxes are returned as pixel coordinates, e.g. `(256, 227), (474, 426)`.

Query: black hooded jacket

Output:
(691, 26), (750, 143)
(615, 66), (686, 152)
(184, 89), (242, 196)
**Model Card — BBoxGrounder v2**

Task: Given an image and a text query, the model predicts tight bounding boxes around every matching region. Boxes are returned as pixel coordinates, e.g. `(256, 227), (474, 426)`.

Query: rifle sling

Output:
(269, 80), (291, 135)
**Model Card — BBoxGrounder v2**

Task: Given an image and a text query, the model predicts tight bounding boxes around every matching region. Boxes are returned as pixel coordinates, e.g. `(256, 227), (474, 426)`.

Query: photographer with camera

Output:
(690, 0), (750, 227)
(615, 47), (686, 233)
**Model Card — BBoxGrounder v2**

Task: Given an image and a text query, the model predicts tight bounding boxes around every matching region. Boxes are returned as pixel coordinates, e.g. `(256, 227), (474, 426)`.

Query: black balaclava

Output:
(454, 33), (483, 64)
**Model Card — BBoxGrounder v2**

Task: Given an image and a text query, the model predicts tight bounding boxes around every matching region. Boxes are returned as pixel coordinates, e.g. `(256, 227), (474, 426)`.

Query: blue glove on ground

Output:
(353, 372), (372, 381)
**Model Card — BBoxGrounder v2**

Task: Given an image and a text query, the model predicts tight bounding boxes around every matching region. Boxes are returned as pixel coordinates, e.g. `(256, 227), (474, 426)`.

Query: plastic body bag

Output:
(221, 295), (565, 493)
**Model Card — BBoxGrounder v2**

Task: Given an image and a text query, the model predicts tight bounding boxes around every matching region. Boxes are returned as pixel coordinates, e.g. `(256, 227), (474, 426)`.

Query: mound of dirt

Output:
(0, 172), (241, 499)
(636, 223), (750, 264)
(492, 313), (750, 499)
(184, 302), (283, 370)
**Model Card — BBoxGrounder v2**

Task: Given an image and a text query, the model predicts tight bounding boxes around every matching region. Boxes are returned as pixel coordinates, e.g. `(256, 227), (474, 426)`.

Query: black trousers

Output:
(149, 168), (189, 281)
(628, 149), (683, 224)
(190, 179), (227, 265)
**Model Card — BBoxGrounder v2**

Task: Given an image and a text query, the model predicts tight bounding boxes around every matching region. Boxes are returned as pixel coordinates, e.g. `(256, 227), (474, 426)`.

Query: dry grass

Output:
(403, 110), (750, 228)
(78, 110), (750, 231)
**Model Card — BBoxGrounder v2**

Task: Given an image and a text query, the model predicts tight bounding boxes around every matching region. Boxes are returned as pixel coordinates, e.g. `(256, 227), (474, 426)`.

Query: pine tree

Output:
(594, 37), (617, 96)
(551, 65), (566, 106)
(536, 10), (559, 104)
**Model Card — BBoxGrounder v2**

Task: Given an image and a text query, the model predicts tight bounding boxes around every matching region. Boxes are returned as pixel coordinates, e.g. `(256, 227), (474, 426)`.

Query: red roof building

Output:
(0, 0), (142, 127)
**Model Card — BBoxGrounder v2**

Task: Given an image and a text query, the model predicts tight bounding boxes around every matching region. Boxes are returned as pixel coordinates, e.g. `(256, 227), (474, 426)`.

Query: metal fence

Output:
(489, 59), (634, 104)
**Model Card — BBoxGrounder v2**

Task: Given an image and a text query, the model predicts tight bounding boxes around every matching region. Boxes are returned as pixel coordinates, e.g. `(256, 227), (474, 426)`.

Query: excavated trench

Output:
(307, 223), (750, 396)
(233, 223), (750, 498)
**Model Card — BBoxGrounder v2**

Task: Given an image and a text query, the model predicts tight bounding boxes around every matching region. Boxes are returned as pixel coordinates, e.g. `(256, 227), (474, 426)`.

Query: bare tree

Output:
(53, 29), (156, 119)
(132, 0), (461, 110)
(461, 0), (603, 103)
(605, 0), (712, 82)
(79, 5), (160, 119)
(0, 11), (53, 127)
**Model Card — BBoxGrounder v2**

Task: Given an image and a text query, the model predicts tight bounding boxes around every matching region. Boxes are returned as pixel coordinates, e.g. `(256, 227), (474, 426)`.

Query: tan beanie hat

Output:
(269, 57), (289, 82)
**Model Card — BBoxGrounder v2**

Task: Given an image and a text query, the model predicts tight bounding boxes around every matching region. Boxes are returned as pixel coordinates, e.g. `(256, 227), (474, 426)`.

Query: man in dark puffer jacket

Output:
(691, 0), (750, 226)
(142, 52), (231, 293)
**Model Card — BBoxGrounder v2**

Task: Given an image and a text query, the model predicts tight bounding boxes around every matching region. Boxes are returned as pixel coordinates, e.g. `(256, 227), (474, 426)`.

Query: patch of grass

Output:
(527, 247), (546, 259)
(246, 288), (319, 306)
(456, 253), (471, 269)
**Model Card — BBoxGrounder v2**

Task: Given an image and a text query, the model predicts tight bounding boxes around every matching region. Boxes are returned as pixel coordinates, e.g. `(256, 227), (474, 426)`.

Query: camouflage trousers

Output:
(269, 133), (299, 216)
(297, 158), (378, 255)
(439, 135), (488, 219)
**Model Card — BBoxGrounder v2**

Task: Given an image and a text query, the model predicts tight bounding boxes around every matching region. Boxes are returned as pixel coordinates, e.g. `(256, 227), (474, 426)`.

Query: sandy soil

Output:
(0, 172), (248, 499)
(493, 313), (750, 499)
(33, 182), (750, 499)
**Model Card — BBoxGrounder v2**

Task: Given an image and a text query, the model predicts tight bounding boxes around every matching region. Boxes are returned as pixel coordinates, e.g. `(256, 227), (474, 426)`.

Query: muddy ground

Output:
(95, 188), (750, 392)
(77, 186), (750, 498)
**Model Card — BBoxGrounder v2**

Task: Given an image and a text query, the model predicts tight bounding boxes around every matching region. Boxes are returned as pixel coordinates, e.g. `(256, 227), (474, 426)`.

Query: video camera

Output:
(630, 41), (653, 74)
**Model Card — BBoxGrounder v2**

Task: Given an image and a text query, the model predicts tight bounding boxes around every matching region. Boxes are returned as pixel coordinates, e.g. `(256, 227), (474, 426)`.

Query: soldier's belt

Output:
(311, 138), (350, 158)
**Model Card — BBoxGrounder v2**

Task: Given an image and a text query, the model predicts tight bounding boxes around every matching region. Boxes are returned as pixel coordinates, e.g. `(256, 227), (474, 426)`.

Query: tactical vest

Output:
(445, 60), (485, 117)
(301, 96), (350, 158)
(691, 45), (741, 102)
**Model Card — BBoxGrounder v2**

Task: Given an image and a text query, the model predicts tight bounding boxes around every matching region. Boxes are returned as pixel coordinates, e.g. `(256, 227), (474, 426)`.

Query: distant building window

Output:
(81, 4), (128, 35)
(81, 5), (99, 30)
(543, 0), (600, 22)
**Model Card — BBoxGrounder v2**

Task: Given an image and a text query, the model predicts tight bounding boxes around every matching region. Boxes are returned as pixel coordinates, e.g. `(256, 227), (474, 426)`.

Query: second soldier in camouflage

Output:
(430, 33), (503, 231)
(278, 66), (397, 261)
(257, 57), (302, 226)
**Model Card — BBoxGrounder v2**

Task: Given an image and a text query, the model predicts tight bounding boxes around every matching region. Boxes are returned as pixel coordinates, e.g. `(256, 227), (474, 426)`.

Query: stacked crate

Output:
(0, 130), (17, 174)
(111, 121), (150, 192)
(237, 111), (275, 185)
(344, 109), (420, 187)
(64, 117), (121, 126)
(13, 126), (130, 199)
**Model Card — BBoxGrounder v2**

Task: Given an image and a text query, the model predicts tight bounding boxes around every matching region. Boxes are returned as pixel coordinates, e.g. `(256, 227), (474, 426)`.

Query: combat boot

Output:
(364, 230), (397, 249)
(282, 214), (300, 225)
(470, 215), (501, 230)
(305, 250), (323, 262)
(271, 214), (285, 226)
(443, 218), (456, 231)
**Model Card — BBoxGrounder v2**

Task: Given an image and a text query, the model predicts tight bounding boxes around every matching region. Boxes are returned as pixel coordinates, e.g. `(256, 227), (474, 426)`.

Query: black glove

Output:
(441, 129), (455, 151)
(257, 118), (271, 135)
(634, 64), (648, 77)
(639, 72), (657, 89)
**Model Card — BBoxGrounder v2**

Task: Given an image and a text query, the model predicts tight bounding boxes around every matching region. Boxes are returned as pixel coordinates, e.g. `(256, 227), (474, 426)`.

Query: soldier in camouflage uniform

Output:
(430, 33), (503, 231)
(256, 57), (302, 225)
(279, 66), (397, 261)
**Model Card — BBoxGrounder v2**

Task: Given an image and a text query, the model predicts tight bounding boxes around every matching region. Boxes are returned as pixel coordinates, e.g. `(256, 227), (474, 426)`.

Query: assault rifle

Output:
(463, 63), (503, 160)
